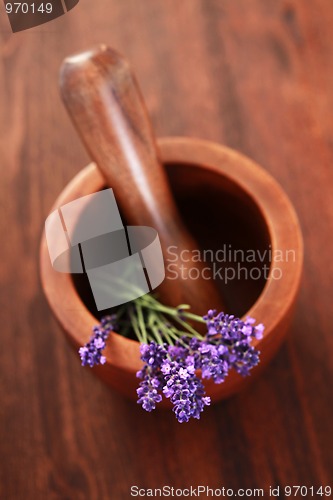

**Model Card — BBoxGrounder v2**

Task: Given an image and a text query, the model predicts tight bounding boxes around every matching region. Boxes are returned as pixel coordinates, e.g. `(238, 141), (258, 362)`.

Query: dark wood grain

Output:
(1, 0), (332, 498)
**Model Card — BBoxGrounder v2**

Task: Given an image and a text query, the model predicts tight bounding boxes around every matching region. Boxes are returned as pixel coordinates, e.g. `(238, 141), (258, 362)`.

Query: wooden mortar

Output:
(40, 137), (303, 404)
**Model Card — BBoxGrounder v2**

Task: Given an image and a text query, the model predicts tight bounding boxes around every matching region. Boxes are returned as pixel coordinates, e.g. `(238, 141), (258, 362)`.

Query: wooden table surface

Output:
(1, 1), (332, 498)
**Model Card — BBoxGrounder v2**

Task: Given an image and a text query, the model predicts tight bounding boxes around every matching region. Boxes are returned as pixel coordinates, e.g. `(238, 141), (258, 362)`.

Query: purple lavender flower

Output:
(84, 308), (264, 423)
(199, 342), (229, 384)
(137, 376), (163, 411)
(136, 342), (168, 412)
(136, 342), (211, 421)
(229, 344), (261, 376)
(162, 359), (210, 423)
(135, 309), (263, 423)
(79, 314), (117, 367)
(139, 341), (168, 370)
(202, 311), (263, 377)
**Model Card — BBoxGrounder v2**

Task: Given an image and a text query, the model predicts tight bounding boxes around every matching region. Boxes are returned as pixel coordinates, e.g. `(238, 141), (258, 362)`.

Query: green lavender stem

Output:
(98, 273), (210, 345)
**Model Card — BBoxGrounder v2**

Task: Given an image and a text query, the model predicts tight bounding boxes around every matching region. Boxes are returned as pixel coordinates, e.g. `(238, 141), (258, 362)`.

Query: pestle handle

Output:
(59, 45), (225, 314)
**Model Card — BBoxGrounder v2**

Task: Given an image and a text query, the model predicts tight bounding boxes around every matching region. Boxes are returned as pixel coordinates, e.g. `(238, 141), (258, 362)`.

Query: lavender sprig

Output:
(78, 296), (264, 423)
(79, 315), (118, 367)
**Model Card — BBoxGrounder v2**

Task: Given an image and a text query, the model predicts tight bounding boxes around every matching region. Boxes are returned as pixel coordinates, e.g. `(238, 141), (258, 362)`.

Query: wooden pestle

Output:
(59, 45), (225, 315)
